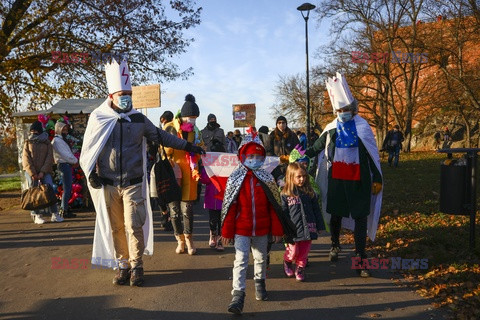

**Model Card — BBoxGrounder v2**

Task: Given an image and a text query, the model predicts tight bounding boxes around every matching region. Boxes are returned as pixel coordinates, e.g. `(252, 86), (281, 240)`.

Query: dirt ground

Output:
(0, 190), (21, 212)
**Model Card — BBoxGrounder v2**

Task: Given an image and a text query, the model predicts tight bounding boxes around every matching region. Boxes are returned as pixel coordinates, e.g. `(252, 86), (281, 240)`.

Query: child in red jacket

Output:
(221, 132), (293, 315)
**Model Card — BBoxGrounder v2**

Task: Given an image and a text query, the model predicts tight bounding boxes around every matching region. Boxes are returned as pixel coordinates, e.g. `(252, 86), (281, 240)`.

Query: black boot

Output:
(228, 290), (245, 314)
(255, 279), (267, 301)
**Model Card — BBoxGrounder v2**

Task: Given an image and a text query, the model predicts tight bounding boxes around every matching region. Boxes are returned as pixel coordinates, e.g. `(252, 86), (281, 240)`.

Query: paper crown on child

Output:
(289, 144), (310, 163)
(325, 72), (355, 113)
(105, 59), (132, 94)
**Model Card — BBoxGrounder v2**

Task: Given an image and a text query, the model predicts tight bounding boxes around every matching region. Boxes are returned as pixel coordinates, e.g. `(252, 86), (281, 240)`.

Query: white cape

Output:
(315, 115), (383, 241)
(79, 99), (154, 268)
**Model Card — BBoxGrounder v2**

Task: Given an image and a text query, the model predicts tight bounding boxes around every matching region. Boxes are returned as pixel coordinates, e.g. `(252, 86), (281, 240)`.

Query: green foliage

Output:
(0, 177), (21, 192)
(0, 0), (202, 128)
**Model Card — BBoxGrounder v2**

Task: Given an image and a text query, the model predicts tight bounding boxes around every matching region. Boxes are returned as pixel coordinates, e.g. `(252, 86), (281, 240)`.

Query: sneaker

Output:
(359, 269), (371, 278)
(355, 253), (371, 278)
(51, 212), (64, 222)
(33, 214), (46, 224)
(329, 246), (341, 262)
(113, 268), (131, 285)
(283, 260), (294, 278)
(295, 266), (305, 282)
(130, 267), (145, 287)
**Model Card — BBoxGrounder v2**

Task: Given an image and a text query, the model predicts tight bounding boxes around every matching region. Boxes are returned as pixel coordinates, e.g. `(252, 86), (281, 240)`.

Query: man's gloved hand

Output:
(185, 142), (206, 155)
(279, 155), (290, 164)
(372, 182), (382, 195)
(89, 171), (103, 189)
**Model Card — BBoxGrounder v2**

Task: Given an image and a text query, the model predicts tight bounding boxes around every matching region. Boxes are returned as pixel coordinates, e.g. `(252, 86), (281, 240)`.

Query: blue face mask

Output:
(337, 111), (353, 123)
(244, 159), (264, 170)
(116, 95), (132, 111)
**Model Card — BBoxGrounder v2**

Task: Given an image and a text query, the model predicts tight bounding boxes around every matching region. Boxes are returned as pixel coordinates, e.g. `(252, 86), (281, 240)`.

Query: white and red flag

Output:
(201, 152), (279, 198)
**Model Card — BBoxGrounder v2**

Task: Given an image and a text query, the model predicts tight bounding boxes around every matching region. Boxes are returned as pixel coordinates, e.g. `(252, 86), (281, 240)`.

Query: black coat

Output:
(281, 191), (323, 242)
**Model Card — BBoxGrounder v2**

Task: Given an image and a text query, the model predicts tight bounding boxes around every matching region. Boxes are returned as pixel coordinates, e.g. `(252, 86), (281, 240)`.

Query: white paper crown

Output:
(105, 59), (132, 94)
(325, 72), (355, 112)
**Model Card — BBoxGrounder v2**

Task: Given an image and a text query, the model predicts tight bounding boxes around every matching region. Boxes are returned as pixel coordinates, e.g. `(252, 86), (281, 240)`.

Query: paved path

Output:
(0, 199), (447, 320)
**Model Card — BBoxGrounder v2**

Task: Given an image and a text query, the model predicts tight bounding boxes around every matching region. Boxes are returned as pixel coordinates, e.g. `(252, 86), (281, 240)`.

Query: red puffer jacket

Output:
(222, 170), (284, 238)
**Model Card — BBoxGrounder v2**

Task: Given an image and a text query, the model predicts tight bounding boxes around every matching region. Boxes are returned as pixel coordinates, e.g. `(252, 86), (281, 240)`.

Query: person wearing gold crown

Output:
(80, 59), (204, 287)
(305, 72), (383, 278)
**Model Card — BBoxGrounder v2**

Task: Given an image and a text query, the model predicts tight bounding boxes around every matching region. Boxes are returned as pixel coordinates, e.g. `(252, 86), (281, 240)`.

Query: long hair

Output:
(281, 162), (315, 198)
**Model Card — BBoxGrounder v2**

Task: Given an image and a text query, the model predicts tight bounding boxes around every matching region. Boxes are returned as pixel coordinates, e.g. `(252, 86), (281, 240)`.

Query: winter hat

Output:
(207, 113), (216, 122)
(243, 143), (265, 156)
(238, 129), (266, 162)
(30, 121), (43, 133)
(181, 94), (200, 117)
(160, 111), (174, 123)
(276, 116), (287, 124)
(258, 126), (269, 134)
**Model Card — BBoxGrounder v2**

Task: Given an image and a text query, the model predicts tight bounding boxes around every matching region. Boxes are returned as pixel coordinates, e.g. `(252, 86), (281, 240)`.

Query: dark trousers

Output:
(168, 201), (194, 235)
(330, 214), (368, 258)
(209, 209), (221, 235)
(387, 145), (400, 167)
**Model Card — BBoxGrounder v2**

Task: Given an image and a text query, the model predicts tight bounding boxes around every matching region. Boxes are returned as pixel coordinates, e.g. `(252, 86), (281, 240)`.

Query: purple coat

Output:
(200, 169), (223, 210)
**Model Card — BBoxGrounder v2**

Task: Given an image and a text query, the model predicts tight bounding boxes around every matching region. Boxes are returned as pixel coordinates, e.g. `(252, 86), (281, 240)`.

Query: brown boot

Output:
(112, 268), (131, 285)
(184, 234), (197, 255)
(175, 234), (186, 254)
(130, 267), (144, 287)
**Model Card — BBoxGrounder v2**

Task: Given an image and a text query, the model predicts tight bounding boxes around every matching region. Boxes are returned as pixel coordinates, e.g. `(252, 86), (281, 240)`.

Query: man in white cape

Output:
(305, 72), (383, 278)
(80, 59), (204, 286)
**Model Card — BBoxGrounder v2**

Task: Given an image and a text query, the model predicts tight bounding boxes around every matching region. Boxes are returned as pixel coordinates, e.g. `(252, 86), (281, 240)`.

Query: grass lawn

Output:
(0, 176), (21, 192)
(368, 151), (480, 319)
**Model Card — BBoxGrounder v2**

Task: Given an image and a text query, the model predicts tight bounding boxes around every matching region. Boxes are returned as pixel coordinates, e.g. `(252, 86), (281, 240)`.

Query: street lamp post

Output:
(297, 2), (315, 147)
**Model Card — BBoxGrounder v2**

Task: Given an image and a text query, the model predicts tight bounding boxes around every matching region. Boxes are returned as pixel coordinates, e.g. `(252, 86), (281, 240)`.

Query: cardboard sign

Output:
(132, 84), (161, 109)
(232, 103), (256, 127)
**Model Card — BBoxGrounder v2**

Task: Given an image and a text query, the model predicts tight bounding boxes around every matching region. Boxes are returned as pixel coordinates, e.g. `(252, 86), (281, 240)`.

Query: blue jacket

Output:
(281, 191), (324, 242)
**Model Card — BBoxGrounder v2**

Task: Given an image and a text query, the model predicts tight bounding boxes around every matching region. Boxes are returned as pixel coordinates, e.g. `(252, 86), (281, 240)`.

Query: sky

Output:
(144, 0), (329, 133)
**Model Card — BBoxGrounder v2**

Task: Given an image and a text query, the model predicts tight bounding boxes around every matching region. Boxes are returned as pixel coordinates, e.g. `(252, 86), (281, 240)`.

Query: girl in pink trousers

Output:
(280, 162), (323, 281)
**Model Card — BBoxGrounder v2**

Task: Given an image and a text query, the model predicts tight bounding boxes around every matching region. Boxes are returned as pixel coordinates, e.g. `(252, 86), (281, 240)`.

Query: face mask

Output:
(116, 95), (132, 111)
(337, 111), (353, 123)
(244, 158), (264, 170)
(182, 117), (196, 125)
(61, 133), (68, 139)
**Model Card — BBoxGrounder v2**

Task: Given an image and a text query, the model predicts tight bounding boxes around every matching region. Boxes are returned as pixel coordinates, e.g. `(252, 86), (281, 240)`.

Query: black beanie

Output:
(276, 116), (287, 124)
(160, 111), (174, 123)
(258, 126), (269, 134)
(181, 94), (200, 117)
(30, 121), (43, 133)
(207, 113), (216, 122)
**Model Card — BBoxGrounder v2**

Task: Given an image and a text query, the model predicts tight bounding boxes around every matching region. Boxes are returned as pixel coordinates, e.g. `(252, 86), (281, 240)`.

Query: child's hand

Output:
(273, 236), (283, 243)
(221, 237), (234, 245)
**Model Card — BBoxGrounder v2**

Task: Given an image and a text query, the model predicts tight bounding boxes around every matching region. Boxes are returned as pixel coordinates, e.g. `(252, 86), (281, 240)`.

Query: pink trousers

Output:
(284, 240), (312, 268)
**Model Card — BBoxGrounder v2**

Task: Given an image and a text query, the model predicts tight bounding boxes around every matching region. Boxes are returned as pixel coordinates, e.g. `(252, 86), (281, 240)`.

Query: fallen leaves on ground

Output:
(368, 212), (480, 320)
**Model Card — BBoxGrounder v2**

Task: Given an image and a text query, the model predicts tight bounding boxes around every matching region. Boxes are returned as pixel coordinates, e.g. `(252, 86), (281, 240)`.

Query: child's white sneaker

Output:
(33, 214), (46, 224)
(51, 212), (64, 222)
